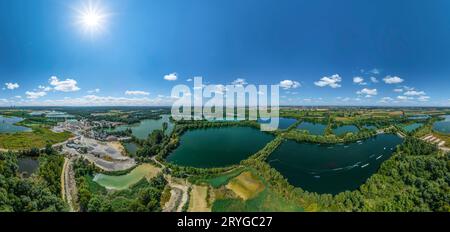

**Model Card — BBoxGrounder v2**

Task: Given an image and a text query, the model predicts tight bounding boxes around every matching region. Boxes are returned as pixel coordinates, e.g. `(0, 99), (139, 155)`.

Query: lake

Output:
(93, 164), (159, 190)
(45, 111), (75, 119)
(258, 117), (298, 130)
(268, 134), (403, 194)
(123, 142), (139, 156)
(111, 115), (174, 139)
(433, 115), (450, 134)
(167, 127), (274, 168)
(0, 115), (32, 133)
(18, 157), (39, 178)
(333, 125), (359, 136)
(408, 115), (430, 120)
(297, 122), (327, 135)
(402, 123), (423, 132)
(363, 125), (377, 130)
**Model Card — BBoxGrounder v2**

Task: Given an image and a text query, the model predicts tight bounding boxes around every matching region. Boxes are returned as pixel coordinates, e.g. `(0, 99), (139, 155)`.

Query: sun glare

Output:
(75, 0), (109, 36)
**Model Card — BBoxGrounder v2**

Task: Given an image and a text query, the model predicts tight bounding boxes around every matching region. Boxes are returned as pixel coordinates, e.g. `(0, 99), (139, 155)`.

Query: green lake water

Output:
(112, 115), (174, 139)
(433, 115), (450, 134)
(17, 157), (39, 178)
(123, 142), (139, 155)
(363, 125), (377, 130)
(0, 116), (31, 133)
(258, 117), (298, 130)
(93, 164), (155, 190)
(167, 127), (274, 168)
(333, 125), (359, 136)
(297, 122), (327, 135)
(268, 134), (403, 194)
(402, 123), (423, 132)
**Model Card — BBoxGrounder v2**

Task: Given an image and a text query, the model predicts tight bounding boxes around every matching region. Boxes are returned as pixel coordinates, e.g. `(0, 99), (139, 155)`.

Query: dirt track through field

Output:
(61, 157), (78, 212)
(162, 176), (190, 212)
(188, 185), (210, 212)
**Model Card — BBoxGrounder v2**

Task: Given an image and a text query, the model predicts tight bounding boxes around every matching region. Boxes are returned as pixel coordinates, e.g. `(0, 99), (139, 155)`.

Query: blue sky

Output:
(1, 0), (450, 106)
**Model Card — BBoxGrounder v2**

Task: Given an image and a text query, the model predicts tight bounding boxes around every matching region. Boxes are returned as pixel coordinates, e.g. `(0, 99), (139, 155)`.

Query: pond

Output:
(402, 123), (423, 132)
(45, 111), (75, 119)
(268, 134), (403, 194)
(258, 117), (298, 130)
(433, 115), (450, 134)
(0, 115), (32, 133)
(166, 127), (274, 168)
(111, 115), (174, 139)
(408, 115), (430, 120)
(93, 164), (159, 190)
(17, 157), (39, 178)
(333, 125), (359, 136)
(123, 142), (140, 156)
(296, 122), (327, 135)
(363, 125), (377, 130)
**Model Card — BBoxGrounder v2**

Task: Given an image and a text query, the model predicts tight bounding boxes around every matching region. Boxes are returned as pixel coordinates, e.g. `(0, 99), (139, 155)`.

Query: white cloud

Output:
(370, 77), (379, 83)
(26, 91), (47, 99)
(5, 83), (19, 90)
(186, 78), (193, 82)
(394, 88), (403, 93)
(232, 78), (248, 86)
(38, 85), (52, 92)
(383, 76), (404, 84)
(164, 73), (178, 81)
(417, 96), (430, 102)
(125, 90), (150, 96)
(209, 84), (227, 94)
(314, 74), (342, 88)
(379, 97), (394, 103)
(279, 80), (301, 89)
(353, 77), (367, 85)
(87, 88), (101, 94)
(397, 96), (412, 101)
(369, 68), (380, 75)
(404, 90), (426, 96)
(357, 88), (378, 96)
(49, 76), (80, 92)
(21, 95), (173, 106)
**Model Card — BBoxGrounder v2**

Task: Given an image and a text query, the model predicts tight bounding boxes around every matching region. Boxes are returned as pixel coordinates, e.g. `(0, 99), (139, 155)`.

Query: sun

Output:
(75, 0), (109, 36)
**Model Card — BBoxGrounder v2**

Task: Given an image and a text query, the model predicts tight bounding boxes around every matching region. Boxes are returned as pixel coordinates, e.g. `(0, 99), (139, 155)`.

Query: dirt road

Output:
(162, 176), (190, 212)
(61, 157), (78, 212)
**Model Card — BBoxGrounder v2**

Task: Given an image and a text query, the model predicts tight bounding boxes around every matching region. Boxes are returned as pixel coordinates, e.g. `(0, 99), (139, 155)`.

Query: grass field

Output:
(211, 170), (303, 212)
(93, 164), (161, 190)
(0, 126), (72, 150)
(226, 171), (265, 200)
(188, 185), (211, 212)
(212, 188), (304, 212)
(199, 167), (246, 188)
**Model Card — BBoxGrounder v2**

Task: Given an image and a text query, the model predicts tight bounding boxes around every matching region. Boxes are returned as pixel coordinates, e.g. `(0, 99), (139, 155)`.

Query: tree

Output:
(162, 122), (168, 133)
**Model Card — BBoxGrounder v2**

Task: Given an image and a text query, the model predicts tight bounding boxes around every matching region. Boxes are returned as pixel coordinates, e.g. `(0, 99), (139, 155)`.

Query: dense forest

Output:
(73, 159), (167, 212)
(0, 151), (67, 212)
(243, 137), (449, 212)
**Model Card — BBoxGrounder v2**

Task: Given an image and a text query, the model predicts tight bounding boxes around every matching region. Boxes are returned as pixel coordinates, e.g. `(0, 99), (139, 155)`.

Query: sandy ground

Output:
(163, 176), (190, 212)
(62, 136), (136, 172)
(188, 185), (211, 212)
(421, 134), (448, 152)
(110, 141), (126, 155)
